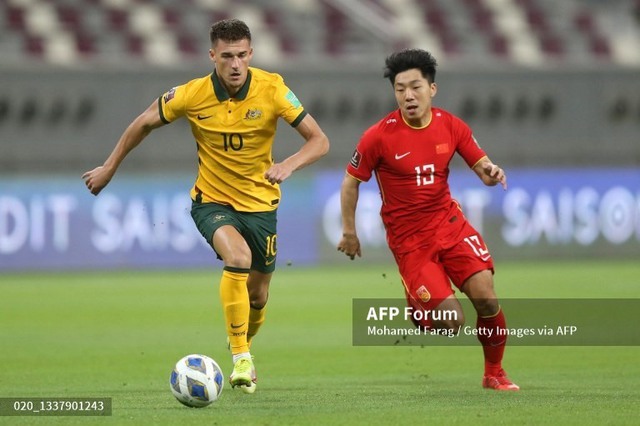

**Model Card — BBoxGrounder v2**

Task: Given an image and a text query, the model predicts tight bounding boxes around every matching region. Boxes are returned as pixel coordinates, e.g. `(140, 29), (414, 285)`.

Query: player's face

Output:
(210, 38), (253, 96)
(393, 69), (437, 127)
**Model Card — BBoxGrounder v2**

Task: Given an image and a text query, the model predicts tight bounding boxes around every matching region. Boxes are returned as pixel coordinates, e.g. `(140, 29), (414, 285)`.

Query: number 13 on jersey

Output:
(415, 164), (435, 186)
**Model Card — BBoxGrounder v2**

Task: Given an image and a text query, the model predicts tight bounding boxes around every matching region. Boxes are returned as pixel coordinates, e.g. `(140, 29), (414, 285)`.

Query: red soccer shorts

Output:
(392, 202), (495, 314)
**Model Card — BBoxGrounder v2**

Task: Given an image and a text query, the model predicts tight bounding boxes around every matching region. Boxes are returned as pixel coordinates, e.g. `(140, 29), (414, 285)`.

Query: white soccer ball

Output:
(170, 354), (224, 408)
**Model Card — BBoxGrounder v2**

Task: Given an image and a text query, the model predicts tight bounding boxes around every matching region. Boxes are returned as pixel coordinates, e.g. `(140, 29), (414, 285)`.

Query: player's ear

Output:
(209, 49), (215, 62)
(430, 82), (437, 98)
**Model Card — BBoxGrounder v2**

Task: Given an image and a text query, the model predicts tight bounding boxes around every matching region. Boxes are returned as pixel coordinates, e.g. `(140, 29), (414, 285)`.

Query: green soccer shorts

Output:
(190, 201), (278, 273)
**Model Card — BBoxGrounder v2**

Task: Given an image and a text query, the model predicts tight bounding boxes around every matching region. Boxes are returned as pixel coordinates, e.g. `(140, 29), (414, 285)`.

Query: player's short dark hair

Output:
(383, 49), (437, 85)
(210, 19), (252, 45)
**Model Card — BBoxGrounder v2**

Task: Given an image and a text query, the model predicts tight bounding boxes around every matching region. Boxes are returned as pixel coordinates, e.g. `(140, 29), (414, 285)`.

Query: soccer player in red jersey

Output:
(337, 49), (518, 391)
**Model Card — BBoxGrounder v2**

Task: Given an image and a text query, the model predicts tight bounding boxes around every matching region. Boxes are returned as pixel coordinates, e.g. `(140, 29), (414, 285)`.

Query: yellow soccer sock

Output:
(219, 267), (250, 355)
(247, 305), (267, 349)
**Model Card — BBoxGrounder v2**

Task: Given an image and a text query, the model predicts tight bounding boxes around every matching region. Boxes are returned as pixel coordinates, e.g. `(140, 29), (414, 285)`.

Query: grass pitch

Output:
(0, 261), (638, 425)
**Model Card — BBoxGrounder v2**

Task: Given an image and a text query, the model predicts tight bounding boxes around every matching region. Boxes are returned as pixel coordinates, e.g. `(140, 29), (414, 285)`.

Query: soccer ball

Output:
(170, 354), (224, 408)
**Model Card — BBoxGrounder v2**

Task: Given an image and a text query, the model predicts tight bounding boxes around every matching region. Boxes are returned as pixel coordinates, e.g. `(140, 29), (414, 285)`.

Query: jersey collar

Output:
(211, 69), (252, 102)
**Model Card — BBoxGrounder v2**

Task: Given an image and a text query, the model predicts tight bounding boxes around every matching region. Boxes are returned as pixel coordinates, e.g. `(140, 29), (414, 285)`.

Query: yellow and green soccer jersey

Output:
(158, 67), (307, 212)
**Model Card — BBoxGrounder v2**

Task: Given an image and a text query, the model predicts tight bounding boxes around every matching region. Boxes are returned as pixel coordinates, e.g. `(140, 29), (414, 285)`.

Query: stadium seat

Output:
(6, 5), (27, 31)
(0, 0), (638, 67)
(24, 35), (45, 58)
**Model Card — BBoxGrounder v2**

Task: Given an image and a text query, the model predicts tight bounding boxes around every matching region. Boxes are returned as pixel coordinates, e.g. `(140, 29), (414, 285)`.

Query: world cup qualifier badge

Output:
(163, 87), (177, 103)
(350, 149), (362, 169)
(285, 90), (302, 108)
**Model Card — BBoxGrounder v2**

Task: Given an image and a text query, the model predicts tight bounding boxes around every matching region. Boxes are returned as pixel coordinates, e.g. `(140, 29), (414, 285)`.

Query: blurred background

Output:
(1, 0), (639, 271)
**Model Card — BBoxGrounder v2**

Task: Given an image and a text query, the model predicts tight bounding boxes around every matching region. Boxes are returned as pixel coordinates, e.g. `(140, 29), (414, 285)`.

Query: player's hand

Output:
(484, 163), (507, 190)
(264, 162), (294, 185)
(337, 233), (361, 260)
(82, 166), (113, 195)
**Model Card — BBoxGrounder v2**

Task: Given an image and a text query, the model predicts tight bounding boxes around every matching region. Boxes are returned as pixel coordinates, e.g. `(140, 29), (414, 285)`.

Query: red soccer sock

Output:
(476, 307), (507, 376)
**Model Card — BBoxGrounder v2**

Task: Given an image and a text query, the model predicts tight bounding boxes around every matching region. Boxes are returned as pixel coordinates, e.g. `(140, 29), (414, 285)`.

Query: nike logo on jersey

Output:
(395, 152), (411, 160)
(196, 114), (212, 120)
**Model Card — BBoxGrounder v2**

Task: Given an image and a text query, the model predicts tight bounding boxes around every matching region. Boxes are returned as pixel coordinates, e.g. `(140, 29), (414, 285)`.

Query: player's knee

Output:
(430, 298), (465, 330)
(432, 314), (465, 331)
(249, 294), (268, 310)
(472, 297), (499, 317)
(222, 247), (252, 269)
(248, 280), (269, 310)
(432, 318), (464, 331)
(411, 308), (465, 331)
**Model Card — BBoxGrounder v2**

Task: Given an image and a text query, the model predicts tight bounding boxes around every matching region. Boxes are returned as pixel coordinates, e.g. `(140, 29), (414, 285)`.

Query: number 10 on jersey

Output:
(222, 133), (244, 151)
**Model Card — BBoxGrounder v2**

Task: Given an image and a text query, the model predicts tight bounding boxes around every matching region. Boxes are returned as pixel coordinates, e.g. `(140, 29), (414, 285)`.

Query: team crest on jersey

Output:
(285, 90), (302, 108)
(416, 285), (431, 303)
(244, 108), (263, 120)
(163, 87), (177, 103)
(350, 149), (362, 169)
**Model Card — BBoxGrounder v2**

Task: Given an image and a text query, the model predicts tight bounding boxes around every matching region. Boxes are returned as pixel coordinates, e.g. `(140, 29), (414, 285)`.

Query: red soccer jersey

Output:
(346, 108), (487, 253)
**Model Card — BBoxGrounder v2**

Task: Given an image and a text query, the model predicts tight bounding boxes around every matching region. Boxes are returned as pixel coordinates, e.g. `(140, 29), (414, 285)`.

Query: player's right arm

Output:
(337, 173), (362, 260)
(82, 100), (165, 195)
(471, 156), (507, 190)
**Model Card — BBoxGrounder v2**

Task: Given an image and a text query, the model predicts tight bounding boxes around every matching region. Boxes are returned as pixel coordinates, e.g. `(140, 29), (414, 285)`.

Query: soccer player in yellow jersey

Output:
(82, 19), (330, 394)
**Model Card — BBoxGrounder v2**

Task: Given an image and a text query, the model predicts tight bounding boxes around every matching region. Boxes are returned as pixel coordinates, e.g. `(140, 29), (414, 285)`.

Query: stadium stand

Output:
(1, 0), (639, 69)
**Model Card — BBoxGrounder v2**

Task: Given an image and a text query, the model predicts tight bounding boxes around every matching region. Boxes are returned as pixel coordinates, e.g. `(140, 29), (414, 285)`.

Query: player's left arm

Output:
(264, 114), (330, 184)
(472, 156), (507, 190)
